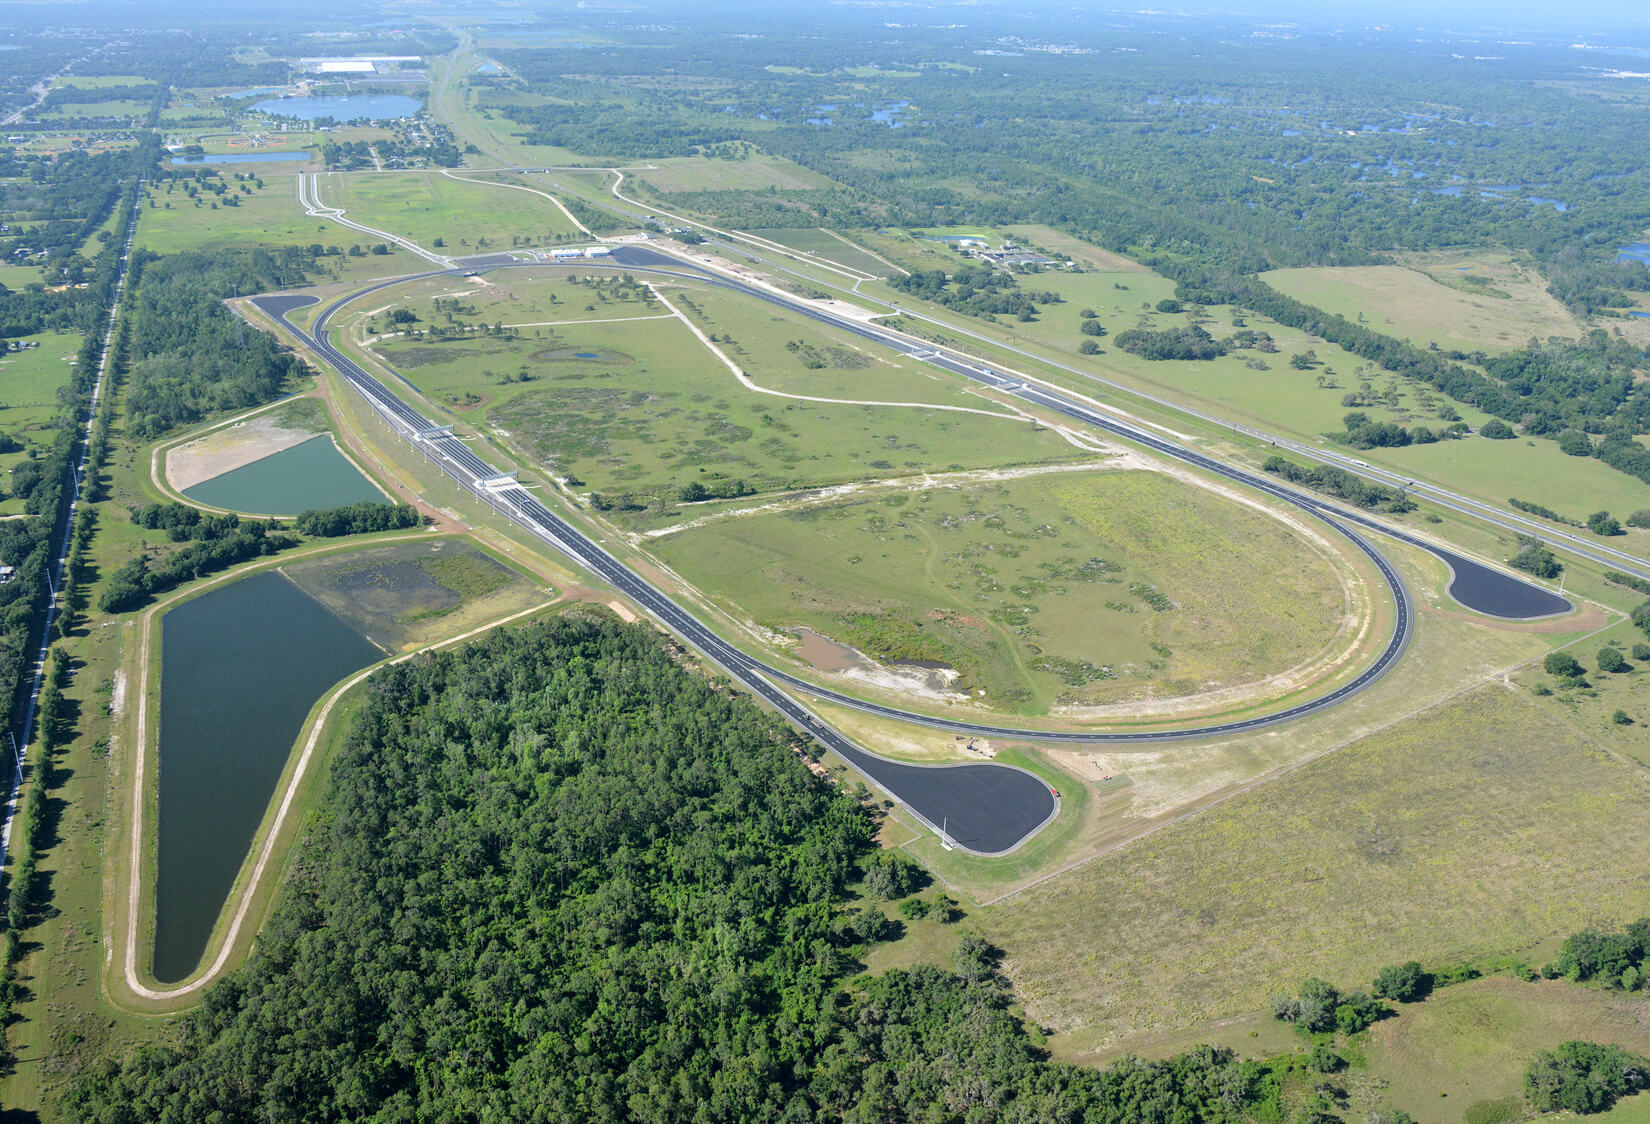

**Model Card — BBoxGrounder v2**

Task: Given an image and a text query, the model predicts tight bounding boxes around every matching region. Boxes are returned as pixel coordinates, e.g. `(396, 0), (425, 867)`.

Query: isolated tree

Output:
(1599, 647), (1629, 674)
(1480, 418), (1516, 439)
(1373, 961), (1428, 1002)
(1587, 511), (1623, 536)
(1544, 651), (1584, 679)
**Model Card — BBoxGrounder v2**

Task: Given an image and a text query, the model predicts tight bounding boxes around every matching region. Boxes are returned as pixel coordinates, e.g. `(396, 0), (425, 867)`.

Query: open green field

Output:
(865, 261), (1650, 522)
(360, 267), (663, 332)
(1266, 258), (1583, 354)
(984, 680), (1650, 1057)
(49, 75), (153, 90)
(0, 261), (43, 289)
(651, 467), (1356, 714)
(674, 285), (1004, 408)
(745, 227), (892, 276)
(36, 100), (153, 121)
(136, 179), (410, 281)
(630, 153), (836, 194)
(356, 278), (1081, 518)
(0, 330), (84, 514)
(323, 169), (582, 252)
(1362, 977), (1650, 1120)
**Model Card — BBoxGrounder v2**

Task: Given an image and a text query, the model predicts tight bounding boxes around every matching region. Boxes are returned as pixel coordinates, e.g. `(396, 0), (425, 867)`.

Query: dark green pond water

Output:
(152, 570), (382, 983)
(181, 434), (387, 515)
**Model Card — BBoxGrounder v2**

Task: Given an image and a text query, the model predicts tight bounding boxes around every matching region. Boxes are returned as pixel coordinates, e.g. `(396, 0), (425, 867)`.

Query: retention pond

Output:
(181, 434), (387, 515)
(151, 570), (383, 983)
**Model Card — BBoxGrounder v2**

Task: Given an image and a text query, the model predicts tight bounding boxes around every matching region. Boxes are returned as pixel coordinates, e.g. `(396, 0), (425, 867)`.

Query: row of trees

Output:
(1261, 455), (1416, 513)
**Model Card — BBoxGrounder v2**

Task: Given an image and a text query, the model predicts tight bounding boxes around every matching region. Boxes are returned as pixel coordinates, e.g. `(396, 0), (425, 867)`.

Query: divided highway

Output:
(251, 247), (1570, 854)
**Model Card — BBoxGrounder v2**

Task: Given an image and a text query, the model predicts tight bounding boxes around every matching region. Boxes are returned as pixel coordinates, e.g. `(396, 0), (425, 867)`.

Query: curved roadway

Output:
(250, 247), (1570, 853)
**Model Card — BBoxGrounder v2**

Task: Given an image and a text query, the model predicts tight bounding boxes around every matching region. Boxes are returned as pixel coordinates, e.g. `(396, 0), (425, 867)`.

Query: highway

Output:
(249, 246), (1570, 853)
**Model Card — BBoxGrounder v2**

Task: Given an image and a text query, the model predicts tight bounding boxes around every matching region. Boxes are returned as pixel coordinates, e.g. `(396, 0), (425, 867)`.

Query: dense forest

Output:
(122, 247), (311, 438)
(66, 617), (1298, 1121)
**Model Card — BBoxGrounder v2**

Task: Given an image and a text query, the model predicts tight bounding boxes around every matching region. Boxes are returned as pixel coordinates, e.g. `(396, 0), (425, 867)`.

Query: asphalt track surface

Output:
(251, 246), (1569, 853)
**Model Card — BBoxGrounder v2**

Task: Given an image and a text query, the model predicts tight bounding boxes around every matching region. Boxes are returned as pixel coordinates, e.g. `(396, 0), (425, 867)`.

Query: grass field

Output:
(674, 285), (1005, 408)
(652, 467), (1357, 714)
(861, 261), (1650, 523)
(631, 153), (836, 194)
(323, 168), (583, 252)
(35, 100), (153, 121)
(983, 680), (1650, 1058)
(0, 329), (84, 514)
(361, 268), (662, 332)
(1266, 258), (1583, 354)
(354, 278), (1083, 518)
(743, 227), (892, 276)
(136, 178), (410, 281)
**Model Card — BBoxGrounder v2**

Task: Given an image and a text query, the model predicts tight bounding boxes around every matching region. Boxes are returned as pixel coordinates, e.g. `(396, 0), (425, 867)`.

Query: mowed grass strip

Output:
(987, 683), (1650, 1056)
(651, 469), (1352, 714)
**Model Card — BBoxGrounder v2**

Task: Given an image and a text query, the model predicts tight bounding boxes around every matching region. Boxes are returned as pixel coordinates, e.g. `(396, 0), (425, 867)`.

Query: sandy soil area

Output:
(165, 416), (320, 492)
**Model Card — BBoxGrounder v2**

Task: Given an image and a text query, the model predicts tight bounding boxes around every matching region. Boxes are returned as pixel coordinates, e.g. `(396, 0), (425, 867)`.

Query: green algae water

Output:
(181, 434), (386, 515)
(151, 571), (383, 983)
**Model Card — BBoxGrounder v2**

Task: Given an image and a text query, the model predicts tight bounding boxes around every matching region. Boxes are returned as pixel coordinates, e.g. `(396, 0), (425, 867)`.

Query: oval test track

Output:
(251, 245), (1569, 855)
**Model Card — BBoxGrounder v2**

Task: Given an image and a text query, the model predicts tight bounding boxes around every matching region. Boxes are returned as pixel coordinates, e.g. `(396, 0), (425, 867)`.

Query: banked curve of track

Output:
(250, 247), (1569, 854)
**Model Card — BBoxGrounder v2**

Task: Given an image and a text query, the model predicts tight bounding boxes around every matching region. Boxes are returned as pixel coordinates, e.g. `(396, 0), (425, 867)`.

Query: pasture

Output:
(1265, 258), (1583, 354)
(0, 330), (84, 514)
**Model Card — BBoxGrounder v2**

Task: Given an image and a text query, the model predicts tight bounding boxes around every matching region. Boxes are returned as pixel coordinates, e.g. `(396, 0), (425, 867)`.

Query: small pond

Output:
(251, 94), (421, 121)
(182, 435), (387, 515)
(151, 571), (383, 982)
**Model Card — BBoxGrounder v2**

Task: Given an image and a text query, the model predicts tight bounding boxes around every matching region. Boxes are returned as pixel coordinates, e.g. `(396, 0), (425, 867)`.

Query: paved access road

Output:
(250, 247), (1568, 853)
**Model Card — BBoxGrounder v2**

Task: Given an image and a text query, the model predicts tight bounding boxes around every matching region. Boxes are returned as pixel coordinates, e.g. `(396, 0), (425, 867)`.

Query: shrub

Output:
(1525, 1041), (1650, 1114)
(1559, 430), (1595, 457)
(1480, 418), (1516, 439)
(1588, 511), (1623, 537)
(1615, 710), (1635, 726)
(1626, 509), (1650, 529)
(1373, 961), (1429, 1002)
(1510, 539), (1562, 579)
(1634, 643), (1650, 661)
(1544, 651), (1584, 678)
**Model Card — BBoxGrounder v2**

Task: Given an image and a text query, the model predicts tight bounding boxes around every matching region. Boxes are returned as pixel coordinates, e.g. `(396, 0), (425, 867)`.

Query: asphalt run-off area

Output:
(250, 245), (1572, 854)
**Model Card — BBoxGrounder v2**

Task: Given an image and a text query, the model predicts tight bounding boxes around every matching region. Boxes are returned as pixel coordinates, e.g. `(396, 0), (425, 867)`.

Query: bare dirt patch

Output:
(164, 407), (327, 491)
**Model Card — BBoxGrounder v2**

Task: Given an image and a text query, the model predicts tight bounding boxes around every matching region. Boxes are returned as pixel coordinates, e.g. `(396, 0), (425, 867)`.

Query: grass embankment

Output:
(651, 468), (1358, 715)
